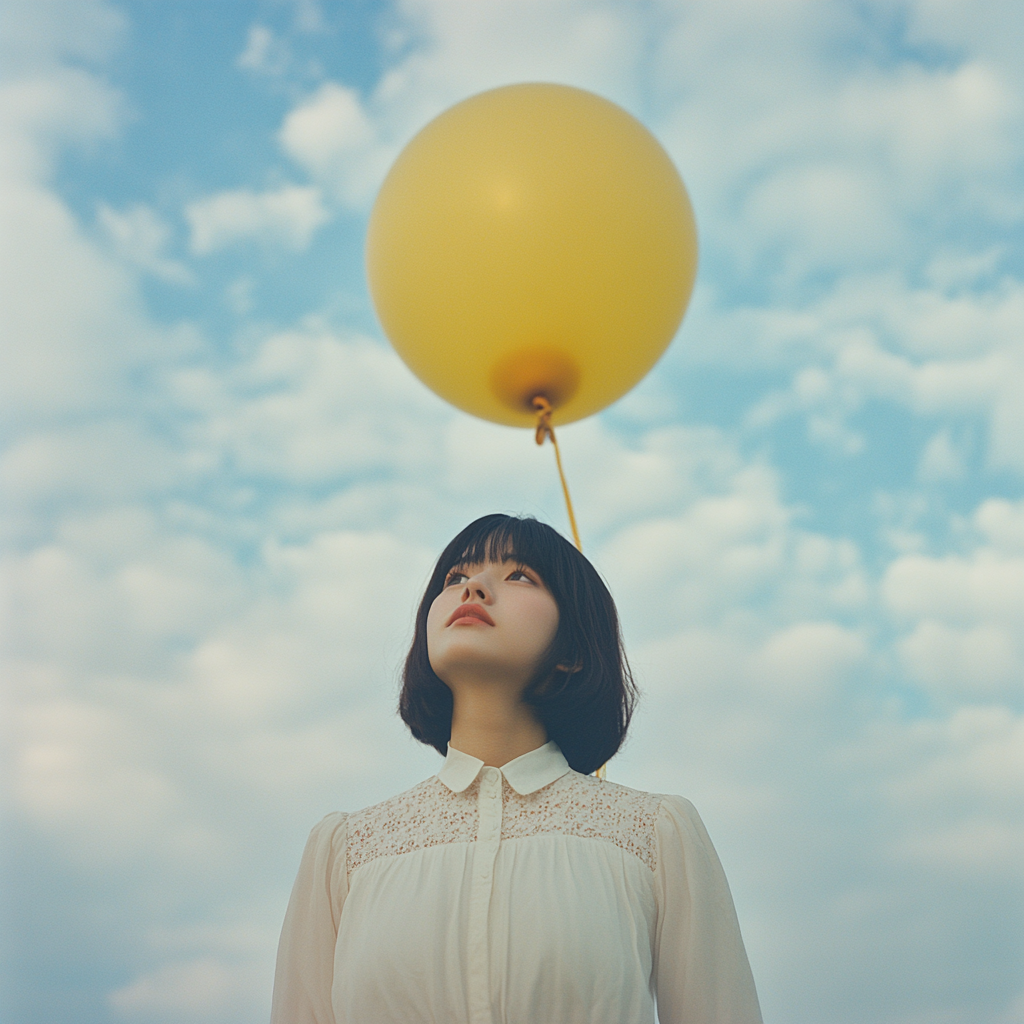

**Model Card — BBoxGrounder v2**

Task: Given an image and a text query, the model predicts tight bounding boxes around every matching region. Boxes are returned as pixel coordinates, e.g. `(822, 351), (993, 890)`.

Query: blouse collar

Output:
(438, 740), (571, 796)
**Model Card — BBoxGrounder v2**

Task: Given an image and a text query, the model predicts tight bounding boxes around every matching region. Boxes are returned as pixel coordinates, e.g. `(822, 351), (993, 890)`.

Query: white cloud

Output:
(384, 0), (643, 108)
(917, 428), (966, 482)
(3, 516), (247, 672)
(12, 699), (186, 848)
(835, 61), (1017, 190)
(0, 421), (192, 510)
(750, 621), (867, 701)
(898, 621), (1020, 697)
(236, 24), (291, 77)
(600, 471), (790, 634)
(734, 273), (1024, 471)
(0, 64), (171, 424)
(170, 323), (447, 482)
(599, 460), (868, 641)
(185, 528), (433, 727)
(279, 82), (392, 208)
(925, 246), (1006, 292)
(97, 202), (194, 284)
(904, 0), (1024, 94)
(185, 184), (329, 254)
(879, 496), (1024, 702)
(0, 67), (123, 180)
(0, 0), (125, 77)
(882, 705), (1024, 871)
(225, 275), (256, 315)
(975, 497), (1024, 553)
(744, 163), (895, 273)
(883, 550), (1024, 629)
(289, 0), (327, 35)
(654, 5), (1022, 268)
(109, 957), (265, 1023)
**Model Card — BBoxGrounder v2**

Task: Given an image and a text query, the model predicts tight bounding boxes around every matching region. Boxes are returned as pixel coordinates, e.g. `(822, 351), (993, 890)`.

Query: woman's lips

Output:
(446, 603), (495, 627)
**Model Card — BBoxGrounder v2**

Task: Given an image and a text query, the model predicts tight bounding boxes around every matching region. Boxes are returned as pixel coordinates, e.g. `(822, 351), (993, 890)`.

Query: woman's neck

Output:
(448, 686), (547, 768)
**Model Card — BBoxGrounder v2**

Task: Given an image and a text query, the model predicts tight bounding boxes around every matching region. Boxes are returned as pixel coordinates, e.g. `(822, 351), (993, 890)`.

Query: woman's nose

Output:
(461, 573), (492, 602)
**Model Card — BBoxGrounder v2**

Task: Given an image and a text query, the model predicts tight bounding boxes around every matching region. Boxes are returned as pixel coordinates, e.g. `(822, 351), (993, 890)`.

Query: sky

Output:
(0, 0), (1022, 1021)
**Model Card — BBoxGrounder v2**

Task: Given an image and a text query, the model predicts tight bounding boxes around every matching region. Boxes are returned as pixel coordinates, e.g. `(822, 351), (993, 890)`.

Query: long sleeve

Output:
(653, 796), (762, 1024)
(271, 812), (348, 1024)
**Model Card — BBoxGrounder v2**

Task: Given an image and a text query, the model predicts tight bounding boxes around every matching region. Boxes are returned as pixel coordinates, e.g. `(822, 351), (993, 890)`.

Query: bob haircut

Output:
(400, 514), (637, 775)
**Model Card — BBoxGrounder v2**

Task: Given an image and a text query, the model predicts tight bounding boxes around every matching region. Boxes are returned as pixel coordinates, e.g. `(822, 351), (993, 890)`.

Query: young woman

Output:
(271, 514), (762, 1024)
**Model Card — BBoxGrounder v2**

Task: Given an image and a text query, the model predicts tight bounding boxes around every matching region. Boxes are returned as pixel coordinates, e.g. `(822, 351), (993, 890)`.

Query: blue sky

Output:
(1, 1), (1022, 1022)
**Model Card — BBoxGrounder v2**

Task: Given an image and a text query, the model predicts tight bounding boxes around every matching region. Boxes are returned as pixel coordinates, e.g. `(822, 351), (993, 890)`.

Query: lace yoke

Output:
(346, 771), (663, 874)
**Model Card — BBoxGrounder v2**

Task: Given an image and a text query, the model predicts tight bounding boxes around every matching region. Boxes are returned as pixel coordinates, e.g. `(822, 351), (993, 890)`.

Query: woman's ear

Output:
(529, 656), (581, 698)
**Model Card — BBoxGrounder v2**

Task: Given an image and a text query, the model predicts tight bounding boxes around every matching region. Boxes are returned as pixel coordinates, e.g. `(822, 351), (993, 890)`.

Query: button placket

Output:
(466, 768), (503, 1024)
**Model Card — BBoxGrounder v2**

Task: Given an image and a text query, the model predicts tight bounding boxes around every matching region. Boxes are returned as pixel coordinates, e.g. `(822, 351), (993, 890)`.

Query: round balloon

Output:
(366, 83), (698, 427)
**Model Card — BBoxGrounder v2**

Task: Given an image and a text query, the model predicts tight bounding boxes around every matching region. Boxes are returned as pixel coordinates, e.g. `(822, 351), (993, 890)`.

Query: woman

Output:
(272, 514), (762, 1024)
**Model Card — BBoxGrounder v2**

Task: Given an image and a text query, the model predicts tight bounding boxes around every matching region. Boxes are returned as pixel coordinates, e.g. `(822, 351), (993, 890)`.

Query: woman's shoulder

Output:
(559, 769), (665, 810)
(300, 810), (349, 860)
(551, 774), (711, 865)
(574, 774), (701, 818)
(520, 771), (664, 869)
(344, 775), (458, 871)
(347, 775), (442, 829)
(560, 769), (694, 815)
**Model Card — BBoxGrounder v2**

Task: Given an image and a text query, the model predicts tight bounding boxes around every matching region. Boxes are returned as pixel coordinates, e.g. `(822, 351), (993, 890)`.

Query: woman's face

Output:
(426, 558), (560, 693)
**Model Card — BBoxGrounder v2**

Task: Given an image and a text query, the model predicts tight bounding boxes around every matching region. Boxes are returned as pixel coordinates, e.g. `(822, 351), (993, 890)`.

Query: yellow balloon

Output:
(366, 83), (698, 427)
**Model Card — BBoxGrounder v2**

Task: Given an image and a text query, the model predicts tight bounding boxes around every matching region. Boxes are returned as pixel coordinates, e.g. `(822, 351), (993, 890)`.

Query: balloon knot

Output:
(532, 395), (554, 446)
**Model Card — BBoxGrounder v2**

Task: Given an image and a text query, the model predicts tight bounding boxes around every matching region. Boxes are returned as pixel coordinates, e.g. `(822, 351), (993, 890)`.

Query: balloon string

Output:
(532, 397), (606, 781)
(532, 397), (582, 551)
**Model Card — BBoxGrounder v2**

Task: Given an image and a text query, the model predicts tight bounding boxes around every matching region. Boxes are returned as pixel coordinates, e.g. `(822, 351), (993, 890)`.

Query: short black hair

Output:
(399, 514), (637, 775)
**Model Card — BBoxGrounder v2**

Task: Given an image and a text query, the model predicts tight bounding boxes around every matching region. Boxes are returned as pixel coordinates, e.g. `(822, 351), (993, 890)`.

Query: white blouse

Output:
(271, 741), (762, 1024)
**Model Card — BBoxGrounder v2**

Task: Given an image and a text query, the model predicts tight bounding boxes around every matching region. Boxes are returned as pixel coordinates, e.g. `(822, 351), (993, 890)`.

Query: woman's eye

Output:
(445, 572), (468, 586)
(508, 569), (532, 582)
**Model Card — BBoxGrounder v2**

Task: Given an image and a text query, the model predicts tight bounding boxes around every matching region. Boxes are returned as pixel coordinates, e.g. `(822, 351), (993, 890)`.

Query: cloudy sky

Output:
(1, 0), (1022, 1021)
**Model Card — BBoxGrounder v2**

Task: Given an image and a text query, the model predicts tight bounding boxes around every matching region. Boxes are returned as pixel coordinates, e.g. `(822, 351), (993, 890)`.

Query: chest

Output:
(334, 775), (661, 1023)
(337, 836), (657, 1024)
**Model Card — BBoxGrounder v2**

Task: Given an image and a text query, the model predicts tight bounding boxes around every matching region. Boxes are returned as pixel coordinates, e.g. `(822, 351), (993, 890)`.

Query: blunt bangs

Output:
(399, 514), (637, 775)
